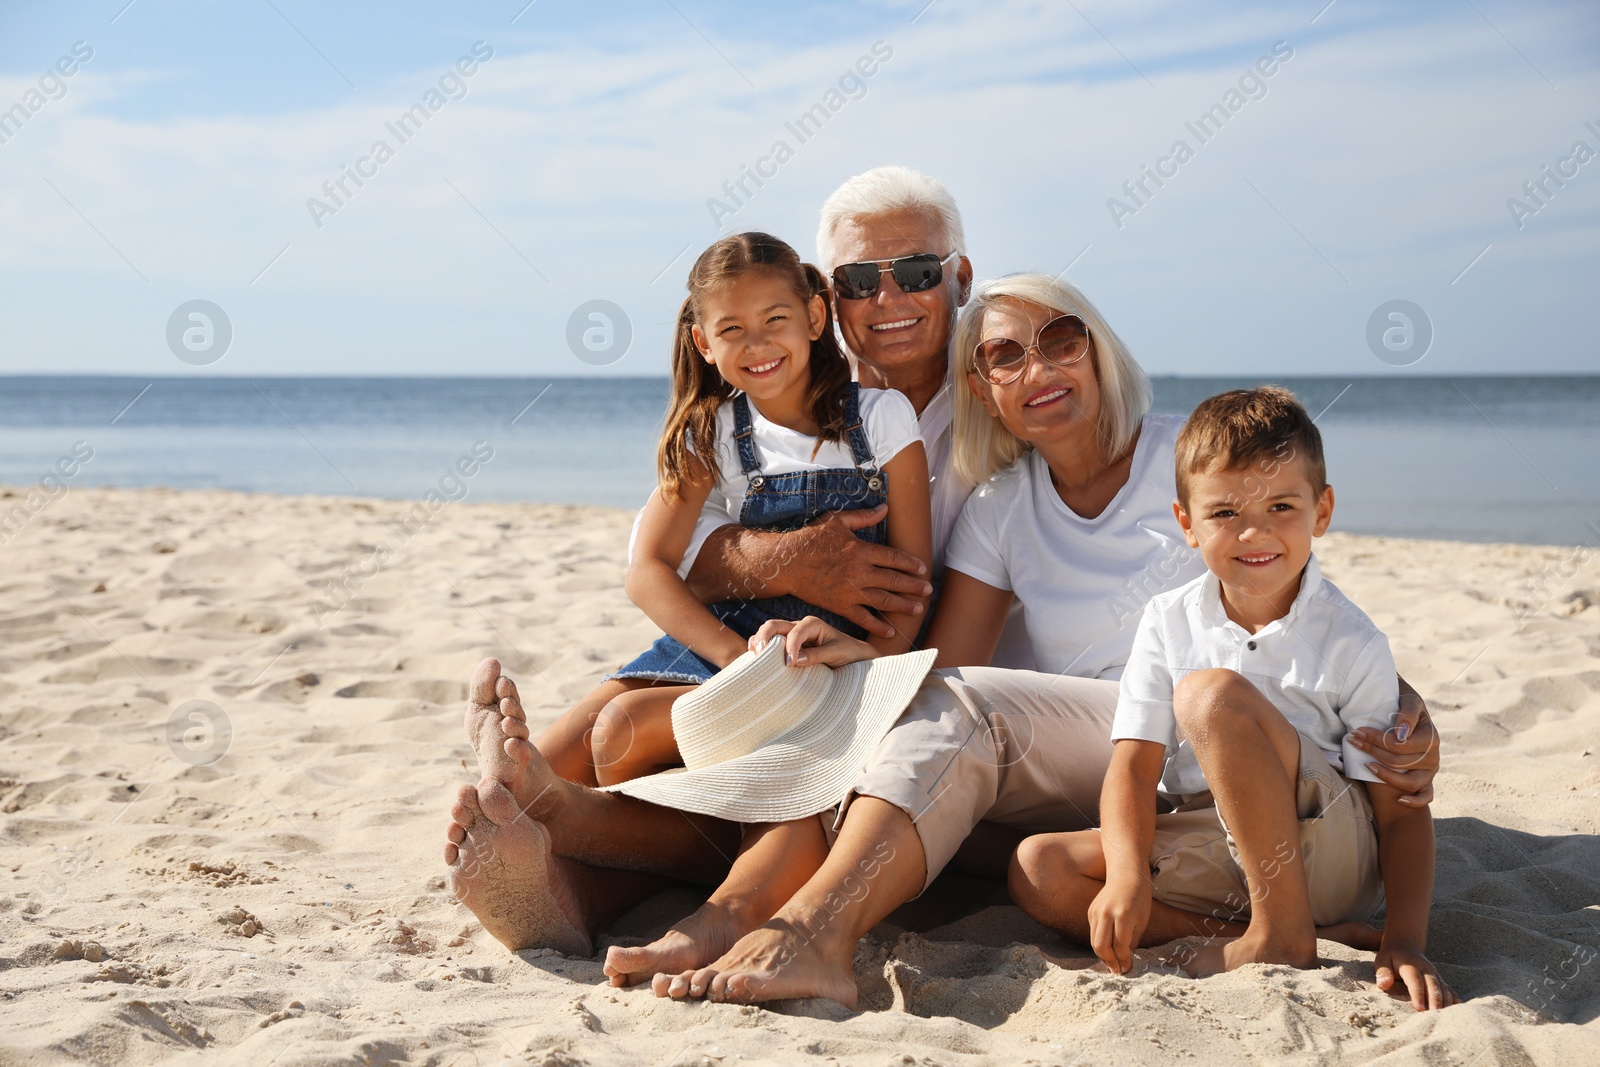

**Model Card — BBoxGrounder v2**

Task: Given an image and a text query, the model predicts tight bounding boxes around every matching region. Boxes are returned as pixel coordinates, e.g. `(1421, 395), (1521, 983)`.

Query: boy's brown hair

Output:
(1174, 386), (1326, 506)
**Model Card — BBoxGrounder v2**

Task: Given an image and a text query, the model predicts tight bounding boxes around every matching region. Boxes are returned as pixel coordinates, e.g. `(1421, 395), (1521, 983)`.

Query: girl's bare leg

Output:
(591, 685), (693, 787)
(532, 677), (659, 786)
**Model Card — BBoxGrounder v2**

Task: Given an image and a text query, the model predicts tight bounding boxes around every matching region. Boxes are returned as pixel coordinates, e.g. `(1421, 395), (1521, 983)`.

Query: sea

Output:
(1, 375), (1596, 547)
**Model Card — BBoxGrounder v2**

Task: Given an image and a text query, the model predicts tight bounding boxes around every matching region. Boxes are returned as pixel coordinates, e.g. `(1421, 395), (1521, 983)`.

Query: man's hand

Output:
(1088, 880), (1151, 975)
(750, 617), (880, 668)
(1348, 683), (1439, 808)
(694, 506), (932, 640)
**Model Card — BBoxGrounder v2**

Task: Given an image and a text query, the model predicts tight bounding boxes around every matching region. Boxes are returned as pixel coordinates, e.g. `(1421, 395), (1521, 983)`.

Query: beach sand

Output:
(1, 486), (1597, 1065)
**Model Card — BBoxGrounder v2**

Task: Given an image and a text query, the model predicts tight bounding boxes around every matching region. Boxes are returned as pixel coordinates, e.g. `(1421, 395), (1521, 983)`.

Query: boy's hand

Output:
(1088, 880), (1151, 975)
(1375, 941), (1459, 1011)
(749, 616), (879, 668)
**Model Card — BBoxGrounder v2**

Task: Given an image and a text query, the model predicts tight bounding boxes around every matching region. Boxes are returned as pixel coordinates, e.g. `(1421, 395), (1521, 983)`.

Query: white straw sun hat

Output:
(602, 638), (937, 823)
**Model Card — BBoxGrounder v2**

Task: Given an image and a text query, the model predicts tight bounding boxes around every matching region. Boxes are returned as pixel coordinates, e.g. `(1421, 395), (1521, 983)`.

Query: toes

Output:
(725, 973), (758, 1003)
(651, 972), (674, 998)
(444, 841), (458, 864)
(506, 736), (537, 764)
(476, 776), (531, 827)
(454, 782), (486, 827)
(446, 821), (466, 845)
(503, 717), (531, 741)
(708, 969), (731, 1002)
(497, 676), (524, 715)
(471, 658), (503, 706)
(451, 784), (481, 827)
(688, 966), (716, 999)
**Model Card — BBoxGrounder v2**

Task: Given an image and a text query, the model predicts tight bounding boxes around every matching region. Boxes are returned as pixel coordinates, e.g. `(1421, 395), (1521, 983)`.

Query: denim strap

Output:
(843, 383), (878, 472)
(731, 392), (761, 476)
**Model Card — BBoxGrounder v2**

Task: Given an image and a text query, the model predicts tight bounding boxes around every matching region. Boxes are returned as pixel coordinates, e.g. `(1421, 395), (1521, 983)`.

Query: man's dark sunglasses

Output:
(831, 251), (957, 300)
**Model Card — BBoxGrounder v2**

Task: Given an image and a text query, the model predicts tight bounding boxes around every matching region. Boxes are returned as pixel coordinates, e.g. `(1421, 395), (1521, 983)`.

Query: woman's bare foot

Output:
(656, 919), (860, 1006)
(1178, 928), (1318, 978)
(444, 777), (592, 956)
(604, 900), (761, 988)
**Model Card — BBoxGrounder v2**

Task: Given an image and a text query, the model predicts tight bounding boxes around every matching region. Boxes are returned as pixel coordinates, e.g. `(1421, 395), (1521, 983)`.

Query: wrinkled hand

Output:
(778, 507), (931, 640)
(1088, 880), (1150, 975)
(1348, 688), (1439, 807)
(750, 616), (879, 668)
(1376, 941), (1459, 1011)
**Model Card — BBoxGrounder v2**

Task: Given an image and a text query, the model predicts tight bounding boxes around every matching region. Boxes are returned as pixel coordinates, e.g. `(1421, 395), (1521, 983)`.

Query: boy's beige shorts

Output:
(1148, 732), (1385, 927)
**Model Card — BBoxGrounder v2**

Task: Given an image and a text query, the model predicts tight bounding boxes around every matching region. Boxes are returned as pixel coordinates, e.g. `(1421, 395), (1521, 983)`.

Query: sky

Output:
(0, 0), (1596, 378)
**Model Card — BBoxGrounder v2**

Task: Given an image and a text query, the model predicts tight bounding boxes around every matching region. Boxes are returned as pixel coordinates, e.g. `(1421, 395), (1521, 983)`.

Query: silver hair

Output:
(816, 165), (966, 272)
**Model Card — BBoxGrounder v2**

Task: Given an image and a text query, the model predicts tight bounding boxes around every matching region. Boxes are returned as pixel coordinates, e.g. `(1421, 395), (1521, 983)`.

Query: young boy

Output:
(1008, 387), (1456, 1012)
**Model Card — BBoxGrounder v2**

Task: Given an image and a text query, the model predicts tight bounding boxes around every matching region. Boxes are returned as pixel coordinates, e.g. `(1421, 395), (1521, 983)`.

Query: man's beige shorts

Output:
(1148, 732), (1385, 928)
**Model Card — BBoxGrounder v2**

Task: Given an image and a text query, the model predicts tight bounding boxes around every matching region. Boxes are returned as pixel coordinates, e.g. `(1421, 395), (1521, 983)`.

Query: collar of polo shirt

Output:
(1197, 554), (1326, 638)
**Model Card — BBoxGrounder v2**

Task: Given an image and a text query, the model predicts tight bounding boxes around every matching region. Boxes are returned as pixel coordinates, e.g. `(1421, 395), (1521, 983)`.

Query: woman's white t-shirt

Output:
(943, 412), (1204, 680)
(695, 386), (922, 533)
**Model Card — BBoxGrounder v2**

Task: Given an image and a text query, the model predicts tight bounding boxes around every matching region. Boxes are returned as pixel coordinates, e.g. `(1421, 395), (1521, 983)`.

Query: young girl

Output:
(595, 230), (933, 787)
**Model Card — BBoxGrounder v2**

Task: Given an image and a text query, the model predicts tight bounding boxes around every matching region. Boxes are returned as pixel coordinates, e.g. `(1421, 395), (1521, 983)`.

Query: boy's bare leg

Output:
(591, 685), (692, 787)
(1009, 830), (1382, 955)
(671, 797), (927, 1007)
(603, 817), (830, 990)
(1171, 668), (1318, 976)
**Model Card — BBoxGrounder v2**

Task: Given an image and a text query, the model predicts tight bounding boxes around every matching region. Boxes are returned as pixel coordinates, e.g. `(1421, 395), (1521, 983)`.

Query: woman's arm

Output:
(922, 569), (1015, 669)
(625, 477), (749, 670)
(867, 441), (933, 657)
(1347, 674), (1440, 807)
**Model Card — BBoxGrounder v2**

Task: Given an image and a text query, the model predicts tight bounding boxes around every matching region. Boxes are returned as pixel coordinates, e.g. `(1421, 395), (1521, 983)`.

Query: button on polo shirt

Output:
(1112, 555), (1401, 802)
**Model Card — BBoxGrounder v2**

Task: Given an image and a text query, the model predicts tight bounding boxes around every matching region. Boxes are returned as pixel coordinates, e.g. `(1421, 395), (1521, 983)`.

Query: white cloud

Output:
(0, 0), (1595, 375)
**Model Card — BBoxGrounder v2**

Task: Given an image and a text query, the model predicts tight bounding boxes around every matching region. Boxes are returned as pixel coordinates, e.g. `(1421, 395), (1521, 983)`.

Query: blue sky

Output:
(0, 0), (1596, 377)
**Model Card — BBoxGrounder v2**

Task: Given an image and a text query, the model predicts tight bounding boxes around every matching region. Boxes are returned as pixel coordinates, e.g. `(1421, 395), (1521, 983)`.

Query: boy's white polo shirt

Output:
(1112, 555), (1399, 801)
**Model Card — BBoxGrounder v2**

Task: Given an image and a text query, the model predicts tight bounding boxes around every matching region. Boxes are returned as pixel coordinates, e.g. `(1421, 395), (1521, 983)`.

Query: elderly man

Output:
(444, 167), (1440, 998)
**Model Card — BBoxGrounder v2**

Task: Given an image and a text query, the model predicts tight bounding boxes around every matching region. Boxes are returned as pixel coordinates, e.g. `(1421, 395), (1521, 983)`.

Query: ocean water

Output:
(0, 376), (1596, 547)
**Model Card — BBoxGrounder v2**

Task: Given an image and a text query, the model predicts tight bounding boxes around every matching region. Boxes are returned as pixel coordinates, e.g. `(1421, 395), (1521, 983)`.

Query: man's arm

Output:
(1347, 674), (1440, 807)
(684, 506), (933, 640)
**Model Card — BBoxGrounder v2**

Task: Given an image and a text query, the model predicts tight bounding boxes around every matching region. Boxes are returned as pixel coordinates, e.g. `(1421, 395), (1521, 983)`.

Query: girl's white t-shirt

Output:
(694, 386), (923, 535)
(943, 412), (1205, 680)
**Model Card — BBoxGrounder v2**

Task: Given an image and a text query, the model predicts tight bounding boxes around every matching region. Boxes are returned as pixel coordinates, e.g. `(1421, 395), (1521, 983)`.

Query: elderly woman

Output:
(626, 272), (1441, 1004)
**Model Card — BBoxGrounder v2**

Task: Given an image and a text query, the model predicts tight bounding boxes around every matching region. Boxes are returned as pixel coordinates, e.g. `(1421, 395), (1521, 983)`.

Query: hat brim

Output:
(601, 647), (936, 823)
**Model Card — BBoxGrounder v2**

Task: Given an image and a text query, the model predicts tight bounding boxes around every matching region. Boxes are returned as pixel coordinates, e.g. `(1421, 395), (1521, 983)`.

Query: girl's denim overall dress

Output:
(610, 383), (889, 685)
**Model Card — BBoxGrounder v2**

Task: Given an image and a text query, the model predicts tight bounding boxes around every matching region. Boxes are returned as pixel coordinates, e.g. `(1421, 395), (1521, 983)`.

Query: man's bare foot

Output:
(1178, 929), (1318, 977)
(465, 658), (561, 817)
(1316, 921), (1383, 952)
(444, 777), (592, 956)
(603, 901), (760, 988)
(654, 920), (860, 1006)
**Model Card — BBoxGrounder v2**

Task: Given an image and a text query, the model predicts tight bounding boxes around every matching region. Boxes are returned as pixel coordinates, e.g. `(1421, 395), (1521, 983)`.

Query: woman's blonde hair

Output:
(951, 273), (1151, 486)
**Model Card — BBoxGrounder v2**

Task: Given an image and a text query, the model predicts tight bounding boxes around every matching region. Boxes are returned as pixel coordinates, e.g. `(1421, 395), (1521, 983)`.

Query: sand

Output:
(1, 485), (1597, 1066)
